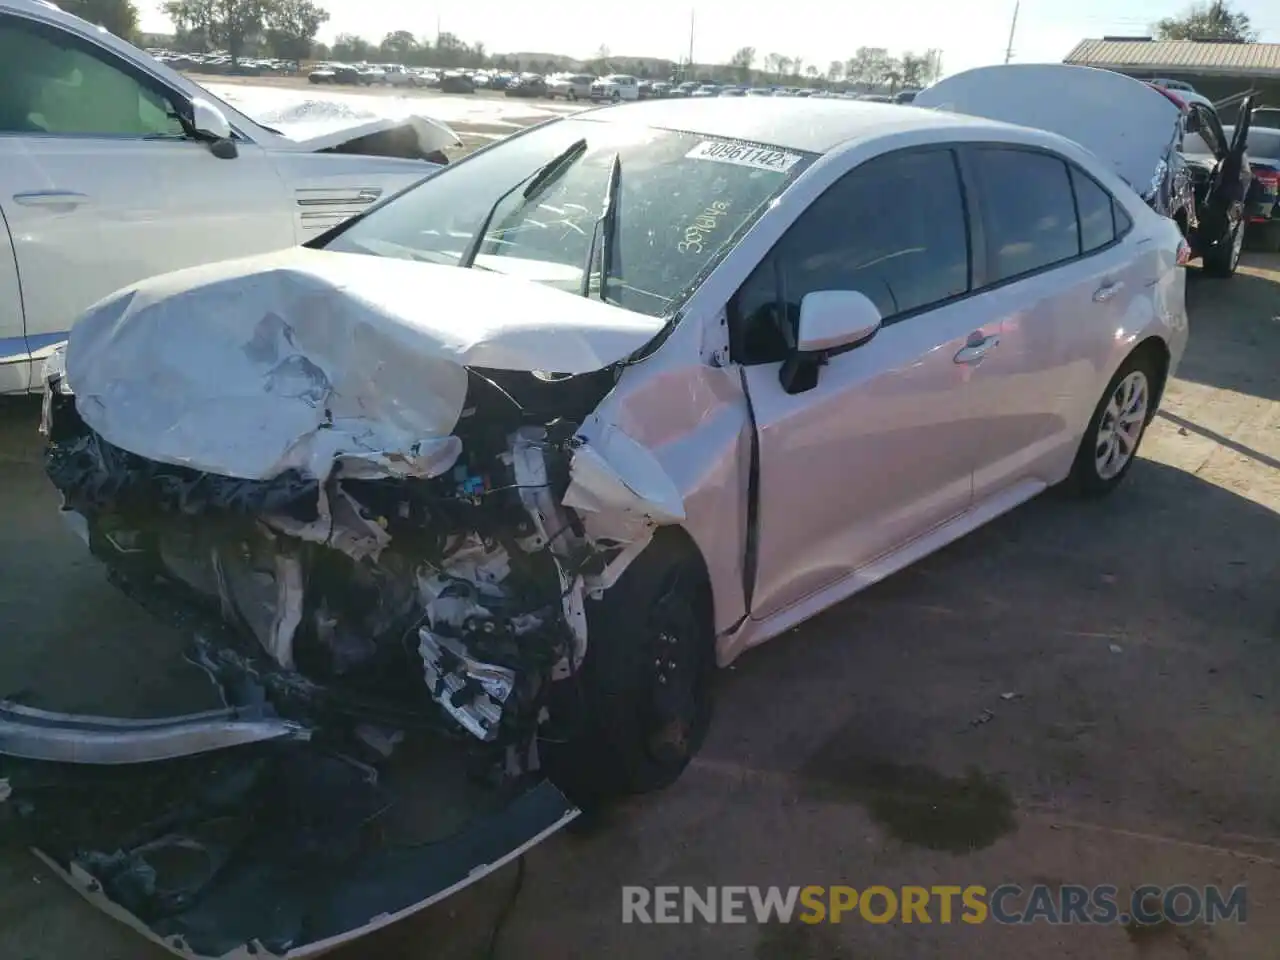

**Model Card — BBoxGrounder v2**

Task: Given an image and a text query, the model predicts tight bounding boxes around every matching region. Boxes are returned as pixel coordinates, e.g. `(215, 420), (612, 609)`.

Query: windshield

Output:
(323, 117), (816, 317)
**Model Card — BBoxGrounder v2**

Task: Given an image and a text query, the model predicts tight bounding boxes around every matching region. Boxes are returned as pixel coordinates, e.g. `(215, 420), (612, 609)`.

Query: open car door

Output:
(1189, 96), (1253, 253)
(0, 635), (578, 959)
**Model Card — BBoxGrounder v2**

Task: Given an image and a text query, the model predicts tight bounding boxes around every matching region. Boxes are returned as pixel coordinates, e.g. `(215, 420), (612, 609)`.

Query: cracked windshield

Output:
(325, 119), (815, 315)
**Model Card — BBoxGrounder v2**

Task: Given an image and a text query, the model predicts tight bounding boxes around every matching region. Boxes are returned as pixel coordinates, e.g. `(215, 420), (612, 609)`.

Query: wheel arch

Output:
(1130, 334), (1172, 418)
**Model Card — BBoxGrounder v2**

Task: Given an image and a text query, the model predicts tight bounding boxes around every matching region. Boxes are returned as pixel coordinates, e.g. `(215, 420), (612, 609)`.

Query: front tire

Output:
(542, 543), (715, 807)
(1066, 351), (1158, 498)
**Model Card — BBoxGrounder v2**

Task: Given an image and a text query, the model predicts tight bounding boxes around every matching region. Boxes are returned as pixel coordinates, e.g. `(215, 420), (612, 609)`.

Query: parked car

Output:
(0, 0), (460, 395)
(691, 83), (720, 97)
(16, 94), (1187, 955)
(378, 63), (416, 87)
(504, 73), (548, 98)
(916, 64), (1254, 278)
(1187, 123), (1280, 250)
(590, 73), (641, 101)
(307, 62), (337, 83)
(895, 88), (919, 103)
(719, 86), (746, 97)
(649, 81), (673, 98)
(438, 70), (476, 94)
(547, 72), (594, 100)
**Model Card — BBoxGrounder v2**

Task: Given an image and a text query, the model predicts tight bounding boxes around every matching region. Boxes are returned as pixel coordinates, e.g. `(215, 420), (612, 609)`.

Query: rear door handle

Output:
(13, 190), (89, 210)
(954, 333), (1000, 365)
(1093, 280), (1125, 303)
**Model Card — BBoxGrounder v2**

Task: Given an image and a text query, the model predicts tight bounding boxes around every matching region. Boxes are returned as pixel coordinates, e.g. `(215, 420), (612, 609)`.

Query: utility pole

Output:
(684, 8), (695, 81)
(1004, 1), (1019, 64)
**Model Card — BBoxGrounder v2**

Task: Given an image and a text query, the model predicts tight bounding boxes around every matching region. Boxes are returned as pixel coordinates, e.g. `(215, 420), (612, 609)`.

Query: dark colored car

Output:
(504, 75), (548, 98)
(439, 71), (476, 94)
(1191, 123), (1280, 250)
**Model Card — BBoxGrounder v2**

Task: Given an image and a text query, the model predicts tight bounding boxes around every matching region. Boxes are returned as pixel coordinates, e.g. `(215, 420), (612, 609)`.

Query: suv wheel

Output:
(1203, 217), (1244, 277)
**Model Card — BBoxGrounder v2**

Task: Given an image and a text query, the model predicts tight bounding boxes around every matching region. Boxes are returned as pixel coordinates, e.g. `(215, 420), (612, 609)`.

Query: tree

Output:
(1155, 1), (1257, 41)
(264, 0), (327, 60)
(729, 45), (756, 82)
(331, 32), (372, 61)
(379, 29), (418, 62)
(845, 46), (890, 88)
(827, 60), (844, 83)
(899, 52), (929, 88)
(763, 52), (784, 78)
(163, 0), (270, 61)
(61, 0), (138, 38)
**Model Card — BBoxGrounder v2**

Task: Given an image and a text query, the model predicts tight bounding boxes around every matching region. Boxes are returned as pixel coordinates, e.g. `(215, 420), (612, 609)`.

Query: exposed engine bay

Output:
(39, 363), (640, 776)
(0, 361), (683, 957)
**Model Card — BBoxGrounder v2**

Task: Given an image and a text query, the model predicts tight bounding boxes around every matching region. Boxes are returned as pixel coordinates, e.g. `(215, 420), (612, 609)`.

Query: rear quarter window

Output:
(972, 147), (1079, 283)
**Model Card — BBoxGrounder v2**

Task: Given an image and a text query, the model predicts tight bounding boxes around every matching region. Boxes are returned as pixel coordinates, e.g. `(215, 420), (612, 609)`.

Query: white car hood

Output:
(915, 64), (1183, 195)
(270, 113), (462, 156)
(64, 248), (664, 482)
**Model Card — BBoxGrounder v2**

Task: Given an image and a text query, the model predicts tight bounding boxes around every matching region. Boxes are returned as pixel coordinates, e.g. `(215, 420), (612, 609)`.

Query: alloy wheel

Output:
(1094, 370), (1149, 480)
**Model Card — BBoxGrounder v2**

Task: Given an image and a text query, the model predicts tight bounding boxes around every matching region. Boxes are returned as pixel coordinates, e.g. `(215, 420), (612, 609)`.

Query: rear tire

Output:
(1066, 350), (1159, 498)
(1202, 217), (1244, 277)
(541, 542), (715, 807)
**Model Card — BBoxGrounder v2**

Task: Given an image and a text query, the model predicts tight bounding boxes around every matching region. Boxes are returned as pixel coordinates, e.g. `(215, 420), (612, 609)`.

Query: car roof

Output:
(579, 97), (1000, 154)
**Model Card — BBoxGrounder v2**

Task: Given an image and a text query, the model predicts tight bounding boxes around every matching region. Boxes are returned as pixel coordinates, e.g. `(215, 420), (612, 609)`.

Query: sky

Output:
(138, 0), (1280, 77)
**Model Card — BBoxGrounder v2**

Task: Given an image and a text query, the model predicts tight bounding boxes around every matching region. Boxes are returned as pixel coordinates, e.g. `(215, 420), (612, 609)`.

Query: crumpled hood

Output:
(63, 248), (664, 482)
(915, 64), (1183, 197)
(270, 113), (462, 157)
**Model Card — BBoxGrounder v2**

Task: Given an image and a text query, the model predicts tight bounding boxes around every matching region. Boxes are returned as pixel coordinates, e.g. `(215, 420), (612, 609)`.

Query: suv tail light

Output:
(1176, 238), (1193, 266)
(1253, 167), (1279, 192)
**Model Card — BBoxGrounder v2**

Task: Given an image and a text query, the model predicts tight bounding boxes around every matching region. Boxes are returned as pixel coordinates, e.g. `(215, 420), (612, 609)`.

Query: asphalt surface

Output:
(1, 242), (1278, 958)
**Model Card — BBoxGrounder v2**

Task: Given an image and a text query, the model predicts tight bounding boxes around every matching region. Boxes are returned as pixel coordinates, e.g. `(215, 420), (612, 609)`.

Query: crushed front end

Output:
(4, 355), (665, 957)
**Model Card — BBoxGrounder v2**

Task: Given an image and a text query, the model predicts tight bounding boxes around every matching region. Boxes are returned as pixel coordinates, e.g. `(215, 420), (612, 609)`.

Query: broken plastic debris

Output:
(1109, 643), (1123, 654)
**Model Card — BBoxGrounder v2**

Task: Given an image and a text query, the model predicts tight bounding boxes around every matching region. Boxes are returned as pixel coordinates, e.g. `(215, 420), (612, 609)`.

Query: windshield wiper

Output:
(580, 152), (622, 299)
(458, 138), (588, 269)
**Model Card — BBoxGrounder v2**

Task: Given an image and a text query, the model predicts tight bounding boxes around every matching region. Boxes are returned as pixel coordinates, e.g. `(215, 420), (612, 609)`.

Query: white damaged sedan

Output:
(8, 96), (1187, 956)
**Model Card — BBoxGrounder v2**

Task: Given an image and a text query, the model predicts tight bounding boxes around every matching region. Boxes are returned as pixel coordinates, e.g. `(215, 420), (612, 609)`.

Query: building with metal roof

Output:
(1064, 38), (1280, 120)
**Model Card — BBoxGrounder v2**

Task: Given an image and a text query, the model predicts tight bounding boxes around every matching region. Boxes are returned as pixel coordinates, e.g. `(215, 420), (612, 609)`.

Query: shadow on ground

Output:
(1177, 259), (1280, 401)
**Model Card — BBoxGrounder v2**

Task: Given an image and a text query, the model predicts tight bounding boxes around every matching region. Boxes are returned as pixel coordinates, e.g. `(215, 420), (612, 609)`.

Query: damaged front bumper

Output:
(0, 604), (578, 960)
(11, 333), (688, 956)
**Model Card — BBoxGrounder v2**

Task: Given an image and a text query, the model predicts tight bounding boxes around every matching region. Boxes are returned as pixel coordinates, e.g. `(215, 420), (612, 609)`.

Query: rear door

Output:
(961, 144), (1144, 499)
(0, 12), (294, 348)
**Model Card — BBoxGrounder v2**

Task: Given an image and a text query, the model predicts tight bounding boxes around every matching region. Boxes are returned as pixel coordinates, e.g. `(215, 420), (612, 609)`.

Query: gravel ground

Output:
(1, 238), (1277, 958)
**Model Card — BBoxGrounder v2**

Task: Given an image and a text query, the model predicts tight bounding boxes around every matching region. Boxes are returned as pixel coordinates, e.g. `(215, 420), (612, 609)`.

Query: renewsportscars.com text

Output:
(621, 884), (1248, 926)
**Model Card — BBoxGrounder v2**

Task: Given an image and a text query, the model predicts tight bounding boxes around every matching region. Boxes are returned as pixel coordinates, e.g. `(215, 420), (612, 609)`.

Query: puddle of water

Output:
(798, 739), (1016, 853)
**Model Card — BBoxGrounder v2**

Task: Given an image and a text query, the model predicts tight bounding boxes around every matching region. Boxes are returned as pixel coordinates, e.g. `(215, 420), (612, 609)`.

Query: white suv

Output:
(547, 73), (594, 100)
(590, 74), (640, 102)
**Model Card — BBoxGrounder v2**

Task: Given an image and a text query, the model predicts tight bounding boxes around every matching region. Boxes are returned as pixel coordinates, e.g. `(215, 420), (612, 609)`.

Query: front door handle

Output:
(13, 190), (89, 210)
(954, 333), (1000, 365)
(1093, 280), (1125, 303)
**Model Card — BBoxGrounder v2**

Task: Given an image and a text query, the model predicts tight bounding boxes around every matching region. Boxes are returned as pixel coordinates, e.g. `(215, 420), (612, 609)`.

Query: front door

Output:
(0, 12), (294, 347)
(0, 201), (25, 392)
(731, 147), (982, 621)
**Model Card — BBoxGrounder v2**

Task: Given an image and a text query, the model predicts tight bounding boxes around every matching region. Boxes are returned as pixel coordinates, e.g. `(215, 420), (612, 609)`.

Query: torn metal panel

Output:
(0, 701), (308, 764)
(64, 247), (663, 483)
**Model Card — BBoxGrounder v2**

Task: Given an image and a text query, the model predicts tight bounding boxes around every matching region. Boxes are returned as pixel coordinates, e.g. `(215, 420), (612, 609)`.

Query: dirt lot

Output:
(1, 255), (1278, 959)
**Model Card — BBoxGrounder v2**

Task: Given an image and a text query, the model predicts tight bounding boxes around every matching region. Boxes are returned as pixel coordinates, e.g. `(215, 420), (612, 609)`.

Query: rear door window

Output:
(1070, 166), (1117, 253)
(972, 148), (1079, 283)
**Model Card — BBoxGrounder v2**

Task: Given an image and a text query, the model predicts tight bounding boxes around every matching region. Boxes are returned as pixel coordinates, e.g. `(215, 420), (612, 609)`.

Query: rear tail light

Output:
(1176, 238), (1193, 266)
(1253, 168), (1279, 192)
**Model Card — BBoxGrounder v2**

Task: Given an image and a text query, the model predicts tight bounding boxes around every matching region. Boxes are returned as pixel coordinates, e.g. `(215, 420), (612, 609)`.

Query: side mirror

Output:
(780, 290), (882, 394)
(190, 98), (238, 159)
